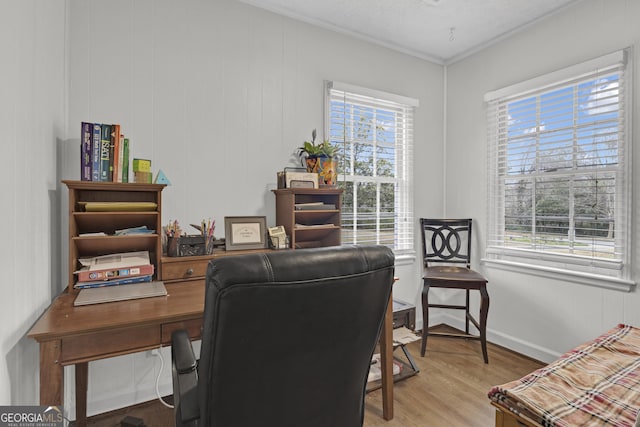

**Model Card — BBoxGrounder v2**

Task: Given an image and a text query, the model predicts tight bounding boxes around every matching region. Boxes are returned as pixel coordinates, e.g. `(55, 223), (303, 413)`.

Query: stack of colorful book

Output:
(74, 251), (154, 289)
(81, 122), (131, 183)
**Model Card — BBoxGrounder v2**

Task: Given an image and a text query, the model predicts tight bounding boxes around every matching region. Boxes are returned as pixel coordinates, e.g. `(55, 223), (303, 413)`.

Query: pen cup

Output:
(167, 236), (179, 257)
(205, 235), (215, 255)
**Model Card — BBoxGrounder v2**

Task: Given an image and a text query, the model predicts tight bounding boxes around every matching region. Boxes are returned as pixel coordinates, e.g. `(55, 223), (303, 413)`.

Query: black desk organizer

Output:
(167, 235), (205, 257)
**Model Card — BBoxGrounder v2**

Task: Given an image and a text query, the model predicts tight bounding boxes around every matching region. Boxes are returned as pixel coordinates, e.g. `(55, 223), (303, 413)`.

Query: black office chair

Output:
(419, 218), (489, 363)
(171, 245), (395, 427)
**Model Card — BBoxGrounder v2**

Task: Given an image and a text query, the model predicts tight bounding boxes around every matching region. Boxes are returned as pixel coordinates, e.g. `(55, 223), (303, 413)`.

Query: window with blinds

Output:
(485, 50), (632, 282)
(325, 81), (417, 257)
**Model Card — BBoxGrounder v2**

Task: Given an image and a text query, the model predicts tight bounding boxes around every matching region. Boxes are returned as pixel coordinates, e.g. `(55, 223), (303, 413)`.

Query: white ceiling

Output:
(237, 0), (583, 64)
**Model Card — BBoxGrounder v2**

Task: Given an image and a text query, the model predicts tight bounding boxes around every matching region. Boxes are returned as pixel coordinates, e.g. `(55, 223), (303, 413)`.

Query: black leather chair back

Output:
(197, 245), (394, 427)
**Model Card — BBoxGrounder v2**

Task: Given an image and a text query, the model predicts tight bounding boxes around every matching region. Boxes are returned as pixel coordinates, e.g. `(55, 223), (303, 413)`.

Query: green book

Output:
(122, 138), (130, 183)
(100, 124), (112, 181)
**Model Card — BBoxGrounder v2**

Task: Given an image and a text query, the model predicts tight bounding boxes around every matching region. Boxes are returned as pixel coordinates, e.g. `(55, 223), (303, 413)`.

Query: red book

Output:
(111, 124), (121, 182)
(75, 263), (154, 283)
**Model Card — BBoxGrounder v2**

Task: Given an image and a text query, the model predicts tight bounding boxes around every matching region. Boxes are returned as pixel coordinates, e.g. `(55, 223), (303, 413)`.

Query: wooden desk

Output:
(28, 280), (394, 425)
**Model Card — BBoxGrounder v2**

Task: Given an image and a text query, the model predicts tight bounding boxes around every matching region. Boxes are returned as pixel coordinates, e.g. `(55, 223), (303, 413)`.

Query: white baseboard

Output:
(421, 313), (561, 364)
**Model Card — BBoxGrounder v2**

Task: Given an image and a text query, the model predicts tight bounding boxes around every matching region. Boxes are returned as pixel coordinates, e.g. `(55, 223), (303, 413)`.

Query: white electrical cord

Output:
(151, 348), (174, 409)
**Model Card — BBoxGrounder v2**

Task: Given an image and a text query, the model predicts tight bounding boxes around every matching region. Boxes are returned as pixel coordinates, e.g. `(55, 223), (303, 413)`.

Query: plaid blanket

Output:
(488, 324), (640, 427)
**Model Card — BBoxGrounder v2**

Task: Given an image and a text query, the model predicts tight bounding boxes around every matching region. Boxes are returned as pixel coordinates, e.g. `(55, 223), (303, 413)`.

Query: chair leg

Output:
(479, 284), (490, 364)
(465, 289), (470, 335)
(420, 281), (430, 357)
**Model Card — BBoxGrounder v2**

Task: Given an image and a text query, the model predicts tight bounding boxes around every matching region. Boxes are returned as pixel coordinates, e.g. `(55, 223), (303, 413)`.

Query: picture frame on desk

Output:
(224, 216), (268, 251)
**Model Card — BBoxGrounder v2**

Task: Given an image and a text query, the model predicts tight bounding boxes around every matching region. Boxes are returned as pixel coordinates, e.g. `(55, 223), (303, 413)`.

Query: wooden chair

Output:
(419, 218), (489, 363)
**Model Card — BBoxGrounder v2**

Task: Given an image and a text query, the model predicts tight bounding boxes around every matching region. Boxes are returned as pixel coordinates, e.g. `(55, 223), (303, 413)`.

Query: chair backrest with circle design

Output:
(420, 218), (473, 269)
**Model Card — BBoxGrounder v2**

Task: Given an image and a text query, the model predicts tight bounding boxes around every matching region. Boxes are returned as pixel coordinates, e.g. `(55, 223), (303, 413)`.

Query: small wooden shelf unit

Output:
(64, 180), (166, 293)
(272, 188), (343, 249)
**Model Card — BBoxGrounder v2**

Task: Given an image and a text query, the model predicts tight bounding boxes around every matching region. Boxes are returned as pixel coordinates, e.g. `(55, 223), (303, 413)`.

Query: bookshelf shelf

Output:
(64, 180), (166, 293)
(73, 235), (160, 256)
(73, 212), (158, 234)
(293, 210), (340, 225)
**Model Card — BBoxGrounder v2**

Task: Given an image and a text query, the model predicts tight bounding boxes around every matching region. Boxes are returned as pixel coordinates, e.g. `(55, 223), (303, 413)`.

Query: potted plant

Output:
(298, 129), (338, 186)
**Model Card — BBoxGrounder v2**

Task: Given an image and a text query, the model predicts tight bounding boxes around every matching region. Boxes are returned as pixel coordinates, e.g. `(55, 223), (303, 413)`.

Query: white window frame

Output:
(325, 81), (418, 262)
(483, 50), (634, 291)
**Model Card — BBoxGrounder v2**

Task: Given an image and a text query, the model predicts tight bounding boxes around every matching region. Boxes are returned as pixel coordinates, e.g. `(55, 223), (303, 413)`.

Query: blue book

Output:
(74, 274), (153, 289)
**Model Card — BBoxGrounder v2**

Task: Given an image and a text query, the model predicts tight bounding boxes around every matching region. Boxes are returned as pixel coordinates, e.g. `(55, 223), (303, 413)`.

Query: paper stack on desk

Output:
(294, 202), (336, 210)
(74, 251), (154, 289)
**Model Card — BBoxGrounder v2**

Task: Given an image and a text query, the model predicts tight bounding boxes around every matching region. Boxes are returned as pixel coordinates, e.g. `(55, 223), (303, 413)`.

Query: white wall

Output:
(65, 0), (443, 415)
(445, 0), (640, 362)
(0, 0), (67, 405)
(18, 0), (630, 417)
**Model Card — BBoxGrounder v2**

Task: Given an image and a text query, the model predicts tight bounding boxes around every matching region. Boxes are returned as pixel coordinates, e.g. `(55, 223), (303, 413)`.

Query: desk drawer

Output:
(61, 325), (159, 364)
(162, 258), (210, 281)
(161, 318), (203, 344)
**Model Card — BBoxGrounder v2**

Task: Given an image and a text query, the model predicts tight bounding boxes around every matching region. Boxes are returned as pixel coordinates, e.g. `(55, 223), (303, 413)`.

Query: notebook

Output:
(74, 281), (167, 306)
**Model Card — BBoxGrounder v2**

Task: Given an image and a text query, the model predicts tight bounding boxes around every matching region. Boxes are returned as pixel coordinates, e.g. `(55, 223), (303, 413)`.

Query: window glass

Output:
(326, 82), (415, 255)
(485, 51), (630, 281)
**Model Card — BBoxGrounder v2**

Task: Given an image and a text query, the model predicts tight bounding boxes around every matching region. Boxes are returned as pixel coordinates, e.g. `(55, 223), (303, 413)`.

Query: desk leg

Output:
(379, 293), (394, 420)
(75, 363), (88, 427)
(39, 340), (63, 405)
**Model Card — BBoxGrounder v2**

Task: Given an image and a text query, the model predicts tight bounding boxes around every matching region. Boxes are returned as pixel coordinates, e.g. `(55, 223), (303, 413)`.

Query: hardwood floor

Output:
(363, 325), (543, 426)
(83, 325), (544, 427)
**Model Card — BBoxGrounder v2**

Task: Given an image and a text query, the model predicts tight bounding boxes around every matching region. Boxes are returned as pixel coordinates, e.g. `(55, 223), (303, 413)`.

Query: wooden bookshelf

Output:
(63, 180), (166, 293)
(272, 188), (342, 249)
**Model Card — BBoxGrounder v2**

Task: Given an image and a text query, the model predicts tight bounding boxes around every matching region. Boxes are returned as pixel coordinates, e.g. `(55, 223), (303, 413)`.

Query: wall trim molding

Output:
(424, 313), (561, 364)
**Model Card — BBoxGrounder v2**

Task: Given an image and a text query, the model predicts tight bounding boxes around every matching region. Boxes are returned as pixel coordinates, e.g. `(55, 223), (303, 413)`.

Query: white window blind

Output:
(485, 50), (632, 284)
(326, 81), (417, 257)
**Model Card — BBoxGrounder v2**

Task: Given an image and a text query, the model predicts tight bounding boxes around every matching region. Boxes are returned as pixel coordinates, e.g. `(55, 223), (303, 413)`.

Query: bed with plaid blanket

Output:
(488, 324), (640, 427)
